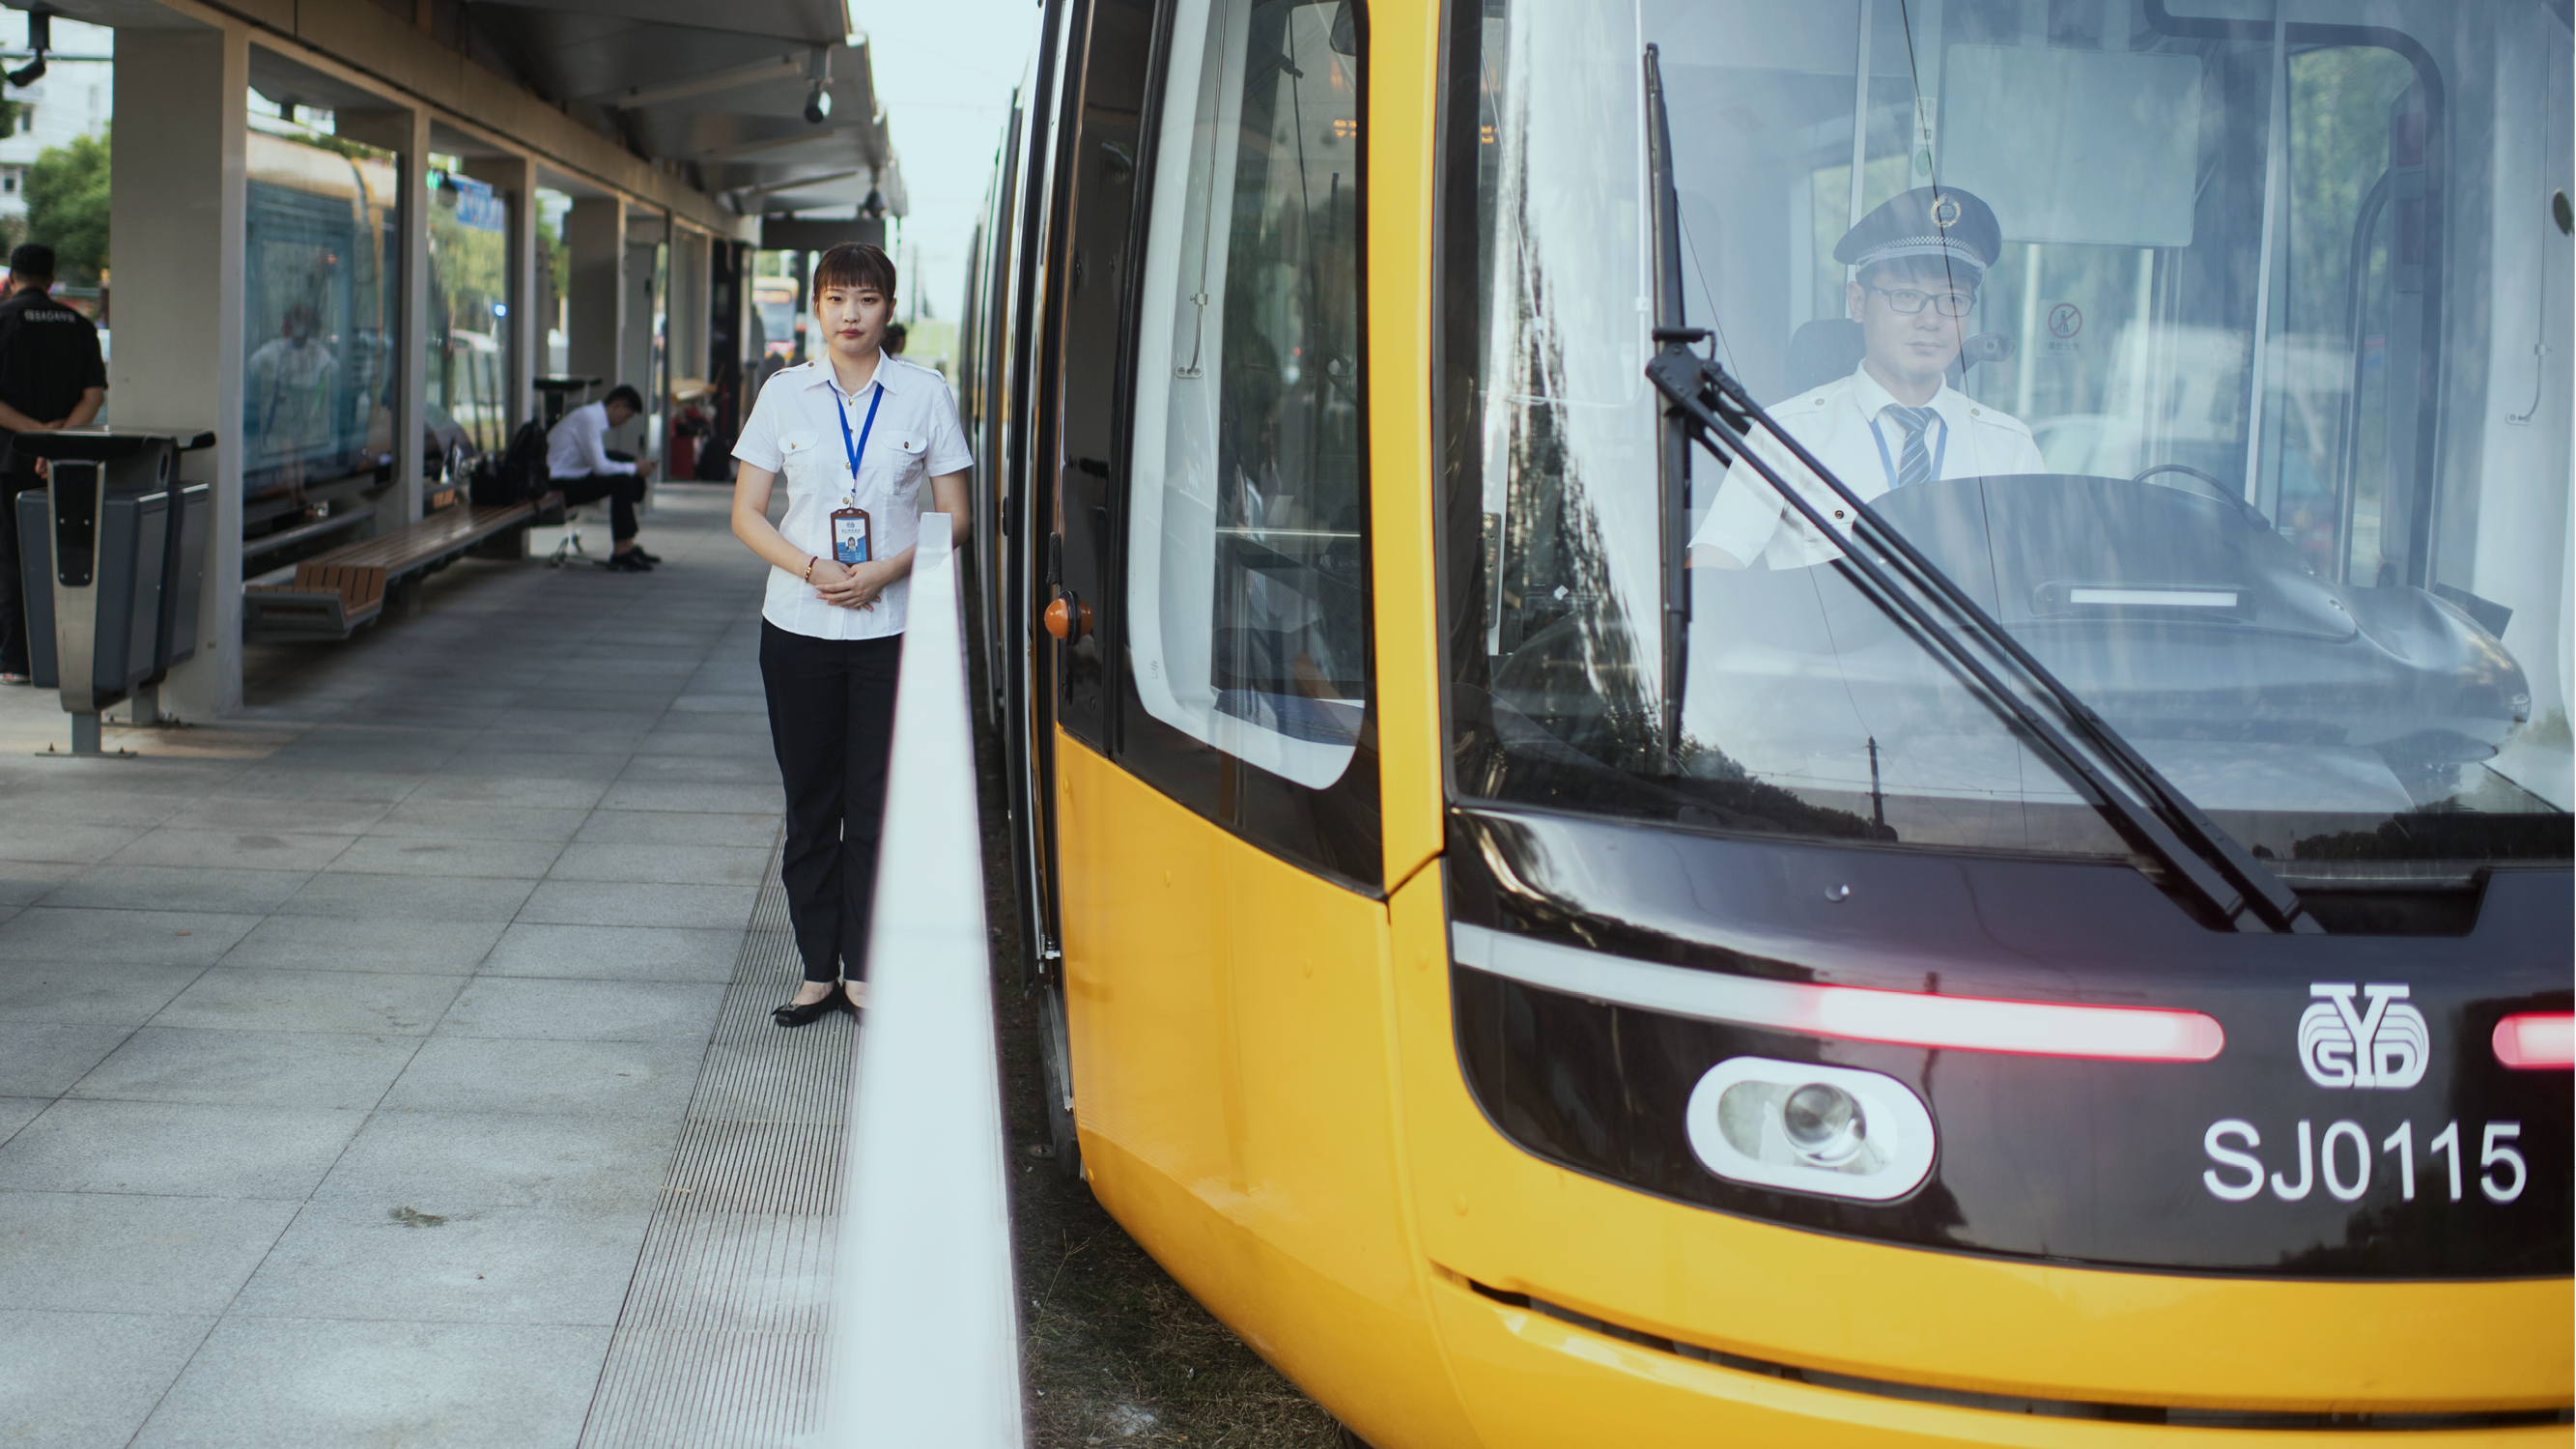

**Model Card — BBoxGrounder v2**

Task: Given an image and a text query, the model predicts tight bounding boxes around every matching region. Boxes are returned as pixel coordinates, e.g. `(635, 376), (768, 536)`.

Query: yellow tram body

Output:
(976, 0), (2576, 1439)
(1060, 741), (2569, 1445)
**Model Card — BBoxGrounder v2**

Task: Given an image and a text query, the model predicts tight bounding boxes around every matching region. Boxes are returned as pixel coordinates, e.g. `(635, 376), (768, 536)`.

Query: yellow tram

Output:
(956, 0), (2576, 1441)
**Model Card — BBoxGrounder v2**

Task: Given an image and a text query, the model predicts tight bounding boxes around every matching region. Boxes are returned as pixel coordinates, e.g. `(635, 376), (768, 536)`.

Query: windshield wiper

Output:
(1645, 44), (1690, 755)
(1642, 341), (2319, 935)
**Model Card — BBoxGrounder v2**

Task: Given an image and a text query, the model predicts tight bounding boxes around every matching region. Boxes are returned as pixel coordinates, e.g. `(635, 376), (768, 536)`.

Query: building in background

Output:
(0, 14), (112, 231)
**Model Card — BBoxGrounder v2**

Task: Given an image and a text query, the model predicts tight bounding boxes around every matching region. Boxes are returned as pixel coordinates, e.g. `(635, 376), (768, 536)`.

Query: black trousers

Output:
(0, 472), (40, 674)
(553, 470), (643, 542)
(761, 620), (903, 982)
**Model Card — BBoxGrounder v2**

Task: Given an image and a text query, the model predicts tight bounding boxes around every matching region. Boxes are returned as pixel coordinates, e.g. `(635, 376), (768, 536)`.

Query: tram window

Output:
(1127, 0), (1369, 791)
(1441, 0), (2573, 881)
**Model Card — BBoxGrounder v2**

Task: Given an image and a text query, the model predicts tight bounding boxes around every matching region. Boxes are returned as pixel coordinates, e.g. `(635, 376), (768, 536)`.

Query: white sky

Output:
(860, 0), (1044, 324)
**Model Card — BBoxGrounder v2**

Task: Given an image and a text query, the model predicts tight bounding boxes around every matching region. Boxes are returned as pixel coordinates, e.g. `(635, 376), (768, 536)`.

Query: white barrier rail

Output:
(827, 515), (1026, 1446)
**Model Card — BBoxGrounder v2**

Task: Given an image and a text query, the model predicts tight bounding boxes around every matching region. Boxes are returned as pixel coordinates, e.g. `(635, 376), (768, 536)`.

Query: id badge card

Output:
(832, 504), (872, 565)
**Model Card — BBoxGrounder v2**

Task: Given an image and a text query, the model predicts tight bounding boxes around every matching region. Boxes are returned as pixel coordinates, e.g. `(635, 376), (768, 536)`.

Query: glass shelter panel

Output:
(1450, 0), (2573, 878)
(1128, 0), (1368, 789)
(241, 119), (402, 502)
(427, 159), (512, 458)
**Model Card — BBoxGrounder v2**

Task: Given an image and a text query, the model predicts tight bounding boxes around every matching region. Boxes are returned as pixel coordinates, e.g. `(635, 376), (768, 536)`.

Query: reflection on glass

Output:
(1453, 0), (2573, 883)
(426, 158), (512, 460)
(1127, 0), (1367, 788)
(537, 188), (571, 378)
(242, 119), (400, 502)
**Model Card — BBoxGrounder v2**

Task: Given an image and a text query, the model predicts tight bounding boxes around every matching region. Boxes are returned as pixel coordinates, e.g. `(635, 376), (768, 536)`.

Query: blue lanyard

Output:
(835, 382), (885, 499)
(1867, 406), (1948, 492)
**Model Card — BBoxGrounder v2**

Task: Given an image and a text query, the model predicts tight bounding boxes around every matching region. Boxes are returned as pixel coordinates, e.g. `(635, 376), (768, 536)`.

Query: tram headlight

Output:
(1780, 1082), (1865, 1165)
(1687, 1058), (1935, 1202)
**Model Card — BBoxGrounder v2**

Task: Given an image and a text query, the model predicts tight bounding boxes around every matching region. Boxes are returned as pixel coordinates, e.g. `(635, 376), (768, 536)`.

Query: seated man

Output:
(547, 383), (661, 572)
(1693, 186), (2045, 570)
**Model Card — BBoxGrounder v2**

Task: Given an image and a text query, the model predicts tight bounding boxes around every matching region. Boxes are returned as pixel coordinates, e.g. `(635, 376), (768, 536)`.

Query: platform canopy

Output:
(467, 0), (904, 223)
(46, 0), (910, 229)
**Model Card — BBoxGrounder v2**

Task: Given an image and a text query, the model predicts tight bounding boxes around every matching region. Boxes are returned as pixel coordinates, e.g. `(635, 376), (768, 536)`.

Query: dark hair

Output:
(883, 321), (908, 355)
(8, 243), (53, 280)
(604, 384), (645, 412)
(811, 242), (896, 299)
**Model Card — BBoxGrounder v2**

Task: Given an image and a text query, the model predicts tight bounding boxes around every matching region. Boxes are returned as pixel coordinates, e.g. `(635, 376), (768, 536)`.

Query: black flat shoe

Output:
(772, 990), (846, 1027)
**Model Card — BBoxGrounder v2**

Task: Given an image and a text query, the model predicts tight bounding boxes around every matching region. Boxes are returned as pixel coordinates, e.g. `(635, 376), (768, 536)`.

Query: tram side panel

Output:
(1008, 0), (1077, 985)
(1020, 0), (1486, 1439)
(1056, 739), (1475, 1446)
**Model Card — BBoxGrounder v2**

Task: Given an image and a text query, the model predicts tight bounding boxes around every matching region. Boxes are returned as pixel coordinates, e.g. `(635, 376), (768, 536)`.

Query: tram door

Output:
(1036, 0), (1447, 1415)
(1040, 0), (1151, 751)
(1043, 0), (1380, 888)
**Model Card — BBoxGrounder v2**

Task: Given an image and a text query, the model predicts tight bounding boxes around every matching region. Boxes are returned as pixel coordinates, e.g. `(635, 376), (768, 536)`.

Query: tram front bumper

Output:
(1425, 1268), (2571, 1446)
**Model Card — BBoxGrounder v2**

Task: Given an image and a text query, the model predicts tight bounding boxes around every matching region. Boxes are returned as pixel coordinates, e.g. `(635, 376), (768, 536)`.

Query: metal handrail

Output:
(826, 514), (1026, 1446)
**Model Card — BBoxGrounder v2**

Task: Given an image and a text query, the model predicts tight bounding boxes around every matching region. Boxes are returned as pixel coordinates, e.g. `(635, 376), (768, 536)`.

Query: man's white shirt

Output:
(545, 400), (639, 482)
(731, 355), (975, 642)
(1690, 365), (2046, 569)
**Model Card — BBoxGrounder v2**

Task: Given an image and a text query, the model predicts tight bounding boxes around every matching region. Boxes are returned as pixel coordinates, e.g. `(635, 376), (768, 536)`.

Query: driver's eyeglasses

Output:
(1869, 286), (1975, 319)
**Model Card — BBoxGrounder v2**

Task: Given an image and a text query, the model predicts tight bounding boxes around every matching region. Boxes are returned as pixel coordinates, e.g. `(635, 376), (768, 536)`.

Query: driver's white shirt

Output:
(1690, 364), (2046, 569)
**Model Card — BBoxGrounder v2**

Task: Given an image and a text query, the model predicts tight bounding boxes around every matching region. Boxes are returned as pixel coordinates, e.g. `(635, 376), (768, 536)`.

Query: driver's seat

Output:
(1784, 320), (1866, 398)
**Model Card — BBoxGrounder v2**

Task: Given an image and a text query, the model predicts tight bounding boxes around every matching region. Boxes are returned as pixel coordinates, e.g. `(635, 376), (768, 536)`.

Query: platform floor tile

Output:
(0, 489), (833, 1446)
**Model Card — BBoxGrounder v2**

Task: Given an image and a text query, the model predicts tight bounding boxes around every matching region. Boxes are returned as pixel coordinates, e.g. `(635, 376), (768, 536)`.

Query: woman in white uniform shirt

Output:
(1692, 186), (2046, 571)
(729, 243), (974, 1025)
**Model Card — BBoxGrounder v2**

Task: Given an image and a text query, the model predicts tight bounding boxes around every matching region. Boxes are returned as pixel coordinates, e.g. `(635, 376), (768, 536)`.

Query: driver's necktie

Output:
(1882, 405), (1939, 490)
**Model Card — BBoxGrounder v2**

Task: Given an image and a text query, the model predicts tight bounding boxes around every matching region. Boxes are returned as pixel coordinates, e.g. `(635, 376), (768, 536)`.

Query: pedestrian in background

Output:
(547, 383), (661, 572)
(0, 243), (107, 684)
(728, 242), (972, 1026)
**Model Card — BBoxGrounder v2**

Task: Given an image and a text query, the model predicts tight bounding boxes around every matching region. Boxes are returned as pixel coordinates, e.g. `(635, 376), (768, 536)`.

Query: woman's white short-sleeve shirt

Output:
(732, 356), (975, 640)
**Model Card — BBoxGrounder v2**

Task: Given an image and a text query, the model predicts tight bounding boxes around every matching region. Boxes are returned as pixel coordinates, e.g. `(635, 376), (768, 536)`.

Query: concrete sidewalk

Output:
(0, 485), (807, 1447)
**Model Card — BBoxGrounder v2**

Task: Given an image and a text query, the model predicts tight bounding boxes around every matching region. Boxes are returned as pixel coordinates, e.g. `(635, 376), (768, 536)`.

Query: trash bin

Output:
(13, 429), (215, 753)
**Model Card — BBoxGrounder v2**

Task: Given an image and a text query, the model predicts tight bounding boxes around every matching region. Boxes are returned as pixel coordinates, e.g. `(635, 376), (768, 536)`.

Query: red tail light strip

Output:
(1451, 923), (2224, 1063)
(2492, 1013), (2575, 1069)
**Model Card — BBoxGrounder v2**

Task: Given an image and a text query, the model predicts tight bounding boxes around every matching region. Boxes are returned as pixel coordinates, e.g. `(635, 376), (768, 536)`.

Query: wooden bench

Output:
(243, 492), (561, 641)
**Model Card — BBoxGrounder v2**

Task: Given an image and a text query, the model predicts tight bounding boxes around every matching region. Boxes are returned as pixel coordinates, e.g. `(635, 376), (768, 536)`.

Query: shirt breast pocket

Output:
(777, 430), (831, 491)
(887, 434), (929, 494)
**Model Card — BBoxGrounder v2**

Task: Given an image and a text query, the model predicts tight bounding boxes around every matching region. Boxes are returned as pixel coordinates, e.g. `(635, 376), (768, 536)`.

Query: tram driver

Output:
(1691, 185), (2045, 570)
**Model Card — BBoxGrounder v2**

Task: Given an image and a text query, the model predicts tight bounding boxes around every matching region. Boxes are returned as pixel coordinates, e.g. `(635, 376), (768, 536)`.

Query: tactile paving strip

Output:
(580, 840), (856, 1449)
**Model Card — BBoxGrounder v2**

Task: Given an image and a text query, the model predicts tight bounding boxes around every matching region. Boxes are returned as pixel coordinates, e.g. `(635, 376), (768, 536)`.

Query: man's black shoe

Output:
(631, 549), (663, 566)
(602, 551), (654, 573)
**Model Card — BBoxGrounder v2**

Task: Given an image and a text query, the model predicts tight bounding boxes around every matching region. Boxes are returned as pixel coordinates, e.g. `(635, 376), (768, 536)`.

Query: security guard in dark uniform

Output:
(0, 243), (108, 682)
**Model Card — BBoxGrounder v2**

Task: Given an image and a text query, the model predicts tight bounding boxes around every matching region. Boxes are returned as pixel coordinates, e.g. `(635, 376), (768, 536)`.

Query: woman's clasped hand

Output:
(811, 556), (892, 611)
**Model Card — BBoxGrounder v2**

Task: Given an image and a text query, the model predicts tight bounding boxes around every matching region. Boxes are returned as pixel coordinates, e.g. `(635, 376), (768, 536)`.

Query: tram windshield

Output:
(1453, 0), (2575, 881)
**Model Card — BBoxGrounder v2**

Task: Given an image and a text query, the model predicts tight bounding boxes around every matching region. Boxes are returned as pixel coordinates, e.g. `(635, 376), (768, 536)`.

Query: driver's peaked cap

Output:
(1836, 185), (2003, 280)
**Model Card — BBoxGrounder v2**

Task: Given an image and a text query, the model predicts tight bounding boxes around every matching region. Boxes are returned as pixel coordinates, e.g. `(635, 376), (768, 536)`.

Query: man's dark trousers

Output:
(552, 471), (643, 542)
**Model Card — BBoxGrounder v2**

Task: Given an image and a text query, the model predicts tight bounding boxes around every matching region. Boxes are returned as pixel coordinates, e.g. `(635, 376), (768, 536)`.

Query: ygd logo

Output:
(2299, 983), (2429, 1090)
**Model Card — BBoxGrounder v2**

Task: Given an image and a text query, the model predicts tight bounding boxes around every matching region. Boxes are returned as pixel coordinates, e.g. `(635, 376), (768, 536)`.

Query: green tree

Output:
(25, 128), (108, 283)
